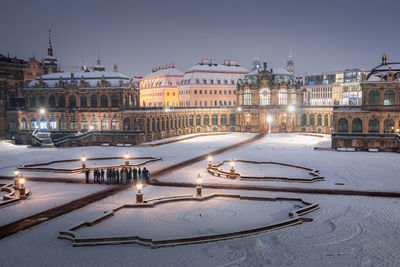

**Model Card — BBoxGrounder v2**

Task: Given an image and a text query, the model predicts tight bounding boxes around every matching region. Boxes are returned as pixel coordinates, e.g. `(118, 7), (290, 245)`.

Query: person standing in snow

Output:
(100, 169), (105, 183)
(133, 167), (138, 183)
(85, 169), (90, 183)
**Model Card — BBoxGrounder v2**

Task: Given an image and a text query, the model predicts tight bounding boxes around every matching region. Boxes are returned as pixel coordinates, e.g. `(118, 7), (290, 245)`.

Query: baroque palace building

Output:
(332, 55), (400, 152)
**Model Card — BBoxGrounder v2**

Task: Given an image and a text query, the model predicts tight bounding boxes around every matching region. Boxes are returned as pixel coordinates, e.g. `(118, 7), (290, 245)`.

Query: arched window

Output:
(111, 118), (119, 130)
(352, 118), (362, 133)
(178, 117), (181, 128)
(80, 95), (87, 108)
(21, 118), (27, 130)
(212, 114), (218, 125)
(166, 117), (170, 130)
(90, 95), (97, 107)
(101, 118), (109, 130)
(100, 95), (108, 108)
(39, 95), (45, 107)
(48, 95), (56, 108)
(39, 118), (47, 130)
(317, 114), (322, 126)
(111, 94), (118, 107)
(290, 92), (296, 104)
(243, 89), (251, 105)
(134, 118), (142, 130)
(384, 90), (395, 106)
(59, 118), (66, 130)
(81, 118), (88, 131)
(30, 118), (37, 129)
(260, 88), (270, 105)
(221, 114), (227, 126)
(49, 118), (57, 130)
(368, 90), (380, 105)
(230, 114), (236, 125)
(368, 118), (379, 133)
(203, 115), (209, 126)
(150, 118), (155, 131)
(309, 114), (315, 126)
(301, 114), (307, 126)
(170, 117), (173, 129)
(278, 89), (288, 105)
(338, 118), (348, 133)
(384, 118), (394, 133)
(156, 118), (160, 131)
(58, 95), (66, 108)
(174, 117), (177, 129)
(91, 118), (98, 130)
(69, 95), (76, 108)
(29, 96), (36, 108)
(161, 117), (165, 131)
(123, 118), (130, 130)
(196, 115), (201, 126)
(324, 114), (329, 126)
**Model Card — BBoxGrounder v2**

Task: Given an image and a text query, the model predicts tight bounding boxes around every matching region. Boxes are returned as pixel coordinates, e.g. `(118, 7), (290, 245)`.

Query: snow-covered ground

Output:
(1, 132), (400, 266)
(0, 132), (254, 180)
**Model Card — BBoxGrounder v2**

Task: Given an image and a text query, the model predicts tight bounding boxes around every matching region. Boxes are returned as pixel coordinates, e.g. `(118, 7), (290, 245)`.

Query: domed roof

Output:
(251, 57), (262, 71)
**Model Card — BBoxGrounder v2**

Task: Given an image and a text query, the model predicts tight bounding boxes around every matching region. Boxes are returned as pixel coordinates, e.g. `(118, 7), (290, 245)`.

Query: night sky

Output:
(1, 0), (399, 76)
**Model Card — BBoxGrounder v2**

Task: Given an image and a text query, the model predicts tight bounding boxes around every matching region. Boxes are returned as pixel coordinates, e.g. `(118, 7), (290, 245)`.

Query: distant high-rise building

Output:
(286, 49), (295, 74)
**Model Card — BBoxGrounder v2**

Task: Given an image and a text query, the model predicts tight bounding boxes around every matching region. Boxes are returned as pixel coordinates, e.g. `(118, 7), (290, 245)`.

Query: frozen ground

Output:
(0, 132), (400, 266)
(160, 133), (400, 191)
(0, 132), (254, 180)
(0, 181), (107, 227)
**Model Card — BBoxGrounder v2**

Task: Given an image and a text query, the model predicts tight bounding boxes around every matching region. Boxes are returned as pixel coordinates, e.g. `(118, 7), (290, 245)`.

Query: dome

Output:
(251, 57), (262, 71)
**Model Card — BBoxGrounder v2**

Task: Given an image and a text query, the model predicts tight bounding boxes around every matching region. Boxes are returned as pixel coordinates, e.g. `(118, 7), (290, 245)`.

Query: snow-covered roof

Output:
(143, 68), (183, 79)
(26, 71), (131, 89)
(187, 63), (248, 73)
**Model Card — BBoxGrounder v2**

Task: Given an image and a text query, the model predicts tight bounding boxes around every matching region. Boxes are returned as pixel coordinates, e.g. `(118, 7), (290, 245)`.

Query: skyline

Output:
(1, 0), (400, 76)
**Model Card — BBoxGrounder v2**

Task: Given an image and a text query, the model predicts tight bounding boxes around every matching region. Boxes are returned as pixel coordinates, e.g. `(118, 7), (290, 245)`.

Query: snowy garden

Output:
(0, 132), (400, 266)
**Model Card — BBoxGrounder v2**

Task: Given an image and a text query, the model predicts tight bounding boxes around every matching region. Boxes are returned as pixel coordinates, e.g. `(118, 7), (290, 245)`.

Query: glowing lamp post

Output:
(266, 115), (273, 134)
(39, 108), (45, 115)
(13, 168), (20, 187)
(124, 152), (130, 166)
(136, 182), (143, 203)
(81, 155), (87, 169)
(207, 155), (213, 169)
(229, 160), (236, 178)
(18, 177), (26, 196)
(196, 173), (202, 197)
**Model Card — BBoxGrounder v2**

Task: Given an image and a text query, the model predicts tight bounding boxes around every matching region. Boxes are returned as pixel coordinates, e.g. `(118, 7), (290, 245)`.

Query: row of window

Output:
(300, 114), (331, 127)
(193, 100), (236, 107)
(368, 90), (397, 106)
(27, 94), (138, 109)
(194, 89), (235, 95)
(338, 118), (397, 133)
(243, 90), (296, 106)
(181, 79), (236, 85)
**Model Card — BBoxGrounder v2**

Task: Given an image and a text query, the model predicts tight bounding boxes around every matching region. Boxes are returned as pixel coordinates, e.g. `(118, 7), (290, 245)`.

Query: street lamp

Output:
(229, 160), (236, 178)
(266, 115), (273, 134)
(13, 168), (20, 187)
(40, 108), (45, 115)
(18, 177), (26, 196)
(207, 155), (213, 169)
(81, 155), (87, 169)
(136, 182), (143, 203)
(196, 173), (202, 196)
(124, 152), (130, 166)
(237, 107), (242, 112)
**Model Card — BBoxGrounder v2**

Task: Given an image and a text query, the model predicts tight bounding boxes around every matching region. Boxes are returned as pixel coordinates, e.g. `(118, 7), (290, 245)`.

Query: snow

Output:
(143, 67), (184, 79)
(1, 132), (400, 266)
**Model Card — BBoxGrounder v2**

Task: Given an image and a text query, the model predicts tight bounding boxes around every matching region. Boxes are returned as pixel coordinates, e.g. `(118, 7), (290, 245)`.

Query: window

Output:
(194, 90), (197, 94)
(338, 118), (348, 132)
(368, 118), (379, 133)
(123, 118), (130, 130)
(69, 95), (76, 108)
(291, 93), (296, 104)
(9, 119), (17, 132)
(244, 89), (251, 105)
(90, 95), (97, 107)
(59, 118), (66, 130)
(196, 115), (201, 126)
(230, 114), (236, 125)
(100, 95), (108, 108)
(111, 95), (118, 107)
(260, 88), (270, 105)
(317, 114), (322, 126)
(70, 119), (77, 130)
(384, 90), (395, 105)
(309, 114), (315, 126)
(29, 96), (36, 108)
(221, 114), (227, 125)
(352, 118), (362, 133)
(81, 118), (88, 130)
(39, 95), (45, 107)
(30, 118), (37, 129)
(301, 114), (307, 126)
(21, 118), (27, 130)
(111, 118), (119, 130)
(49, 118), (57, 130)
(203, 115), (209, 126)
(101, 118), (109, 130)
(384, 118), (394, 133)
(324, 114), (329, 126)
(368, 90), (380, 105)
(189, 115), (193, 126)
(48, 95), (56, 108)
(80, 95), (87, 108)
(212, 114), (218, 125)
(58, 95), (65, 108)
(278, 89), (287, 105)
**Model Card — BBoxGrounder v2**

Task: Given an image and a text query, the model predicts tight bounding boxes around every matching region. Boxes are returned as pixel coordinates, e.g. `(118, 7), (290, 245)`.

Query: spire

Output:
(47, 29), (53, 57)
(286, 48), (295, 74)
(289, 47), (292, 58)
(382, 53), (387, 65)
(96, 46), (101, 65)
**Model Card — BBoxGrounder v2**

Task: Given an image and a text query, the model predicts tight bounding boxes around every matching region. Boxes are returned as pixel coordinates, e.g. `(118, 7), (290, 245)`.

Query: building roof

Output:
(187, 63), (248, 73)
(143, 67), (183, 79)
(26, 71), (131, 89)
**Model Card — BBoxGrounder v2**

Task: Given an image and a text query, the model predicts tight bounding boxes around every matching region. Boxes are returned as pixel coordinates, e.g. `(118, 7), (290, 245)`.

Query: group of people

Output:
(84, 167), (150, 185)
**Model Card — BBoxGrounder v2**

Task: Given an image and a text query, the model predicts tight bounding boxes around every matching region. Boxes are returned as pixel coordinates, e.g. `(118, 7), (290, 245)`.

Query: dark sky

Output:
(1, 0), (399, 76)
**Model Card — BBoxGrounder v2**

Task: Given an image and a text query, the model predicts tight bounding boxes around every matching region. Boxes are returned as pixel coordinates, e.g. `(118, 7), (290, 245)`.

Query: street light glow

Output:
(266, 116), (273, 123)
(288, 105), (295, 112)
(136, 182), (143, 192)
(40, 108), (45, 115)
(124, 152), (129, 160)
(196, 173), (202, 185)
(237, 107), (242, 112)
(207, 155), (212, 162)
(81, 155), (87, 162)
(18, 177), (25, 186)
(14, 169), (20, 177)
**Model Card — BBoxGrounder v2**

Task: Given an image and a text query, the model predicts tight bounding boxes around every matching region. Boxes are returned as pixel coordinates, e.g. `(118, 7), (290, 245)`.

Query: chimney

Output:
(229, 60), (235, 66)
(263, 61), (267, 70)
(201, 59), (208, 65)
(223, 59), (228, 65)
(209, 59), (214, 65)
(171, 63), (175, 68)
